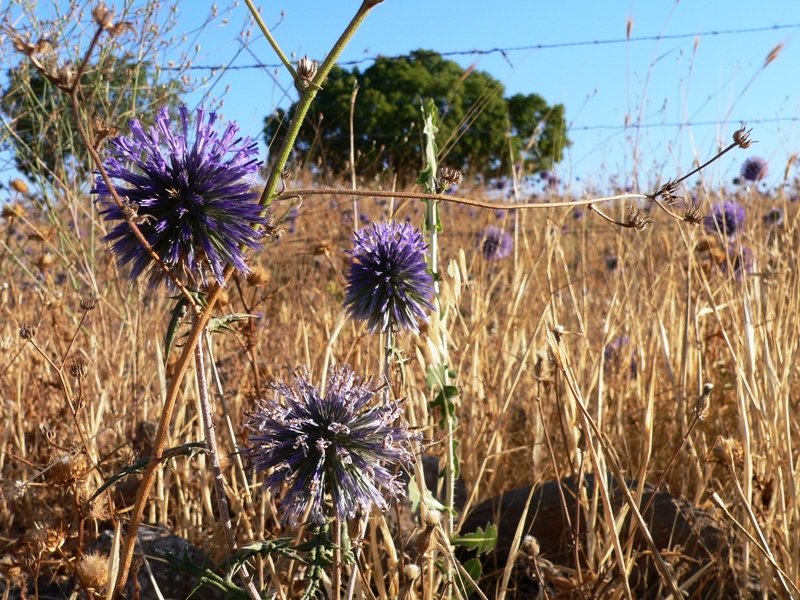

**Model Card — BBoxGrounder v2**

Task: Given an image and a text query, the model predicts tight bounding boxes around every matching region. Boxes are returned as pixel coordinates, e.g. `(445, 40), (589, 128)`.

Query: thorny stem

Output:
(194, 325), (260, 600)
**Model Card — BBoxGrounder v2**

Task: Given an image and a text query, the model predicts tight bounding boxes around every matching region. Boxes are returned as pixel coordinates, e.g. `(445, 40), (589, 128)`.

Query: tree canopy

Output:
(264, 50), (570, 183)
(1, 53), (185, 182)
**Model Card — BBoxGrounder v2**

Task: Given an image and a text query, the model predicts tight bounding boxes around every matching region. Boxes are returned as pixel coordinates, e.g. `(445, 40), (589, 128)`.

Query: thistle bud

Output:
(296, 56), (318, 89)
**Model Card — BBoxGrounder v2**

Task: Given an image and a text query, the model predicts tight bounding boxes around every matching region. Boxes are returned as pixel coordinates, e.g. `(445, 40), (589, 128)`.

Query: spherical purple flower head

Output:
(740, 157), (768, 182)
(93, 106), (267, 290)
(243, 365), (418, 525)
(477, 225), (513, 261)
(344, 221), (435, 333)
(704, 201), (746, 237)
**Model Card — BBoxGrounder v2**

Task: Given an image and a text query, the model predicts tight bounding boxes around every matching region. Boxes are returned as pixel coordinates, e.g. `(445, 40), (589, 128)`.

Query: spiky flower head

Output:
(705, 201), (746, 237)
(93, 106), (267, 291)
(344, 221), (435, 333)
(477, 225), (513, 261)
(243, 365), (418, 525)
(740, 157), (768, 182)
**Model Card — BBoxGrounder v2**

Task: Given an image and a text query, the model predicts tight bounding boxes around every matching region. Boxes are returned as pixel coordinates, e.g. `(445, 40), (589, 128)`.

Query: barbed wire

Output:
(165, 22), (800, 71)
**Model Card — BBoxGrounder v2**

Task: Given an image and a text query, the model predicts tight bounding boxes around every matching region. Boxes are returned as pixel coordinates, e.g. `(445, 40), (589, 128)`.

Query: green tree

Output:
(1, 52), (185, 182)
(264, 50), (570, 183)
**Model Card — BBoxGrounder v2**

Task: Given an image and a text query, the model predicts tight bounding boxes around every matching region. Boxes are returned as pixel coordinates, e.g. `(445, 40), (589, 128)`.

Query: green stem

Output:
(243, 0), (297, 79)
(258, 1), (385, 211)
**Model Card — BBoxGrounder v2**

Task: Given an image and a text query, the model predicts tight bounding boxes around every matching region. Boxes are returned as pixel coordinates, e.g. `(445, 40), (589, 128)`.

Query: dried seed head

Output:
(34, 252), (55, 272)
(296, 56), (318, 89)
(625, 205), (653, 231)
(10, 32), (51, 57)
(347, 510), (369, 542)
(403, 563), (421, 581)
(76, 552), (109, 592)
(423, 509), (441, 527)
(19, 324), (38, 340)
(733, 124), (753, 150)
(521, 535), (540, 557)
(656, 179), (680, 205)
(10, 179), (29, 194)
(80, 297), (98, 311)
(245, 267), (270, 287)
(70, 357), (88, 379)
(683, 203), (704, 227)
(2, 203), (23, 220)
(93, 117), (120, 145)
(437, 166), (463, 191)
(92, 3), (114, 28)
(693, 383), (713, 422)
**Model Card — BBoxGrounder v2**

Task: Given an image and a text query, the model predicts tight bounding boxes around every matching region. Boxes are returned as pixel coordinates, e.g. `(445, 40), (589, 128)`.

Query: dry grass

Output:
(2, 170), (800, 598)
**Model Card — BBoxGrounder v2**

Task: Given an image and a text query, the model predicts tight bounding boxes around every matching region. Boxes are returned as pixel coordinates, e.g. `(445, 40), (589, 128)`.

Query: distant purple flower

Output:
(605, 255), (619, 271)
(344, 221), (435, 333)
(243, 365), (417, 525)
(539, 170), (560, 189)
(93, 106), (266, 290)
(477, 225), (513, 261)
(723, 244), (753, 280)
(604, 336), (638, 378)
(740, 157), (768, 182)
(705, 201), (746, 236)
(762, 207), (784, 227)
(359, 212), (370, 224)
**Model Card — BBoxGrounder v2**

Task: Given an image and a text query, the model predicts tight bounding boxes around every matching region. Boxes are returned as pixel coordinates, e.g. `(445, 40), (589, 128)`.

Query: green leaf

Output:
(456, 558), (483, 598)
(164, 297), (189, 362)
(207, 313), (259, 335)
(89, 442), (206, 502)
(451, 523), (498, 556)
(425, 363), (457, 394)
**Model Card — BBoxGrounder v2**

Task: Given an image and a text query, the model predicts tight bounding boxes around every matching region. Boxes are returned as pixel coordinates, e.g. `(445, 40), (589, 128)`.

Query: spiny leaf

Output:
(451, 523), (498, 556)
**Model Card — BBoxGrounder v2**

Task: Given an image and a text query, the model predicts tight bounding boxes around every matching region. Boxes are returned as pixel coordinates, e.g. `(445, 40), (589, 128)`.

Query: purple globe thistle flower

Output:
(705, 201), (746, 237)
(740, 157), (768, 182)
(477, 225), (513, 261)
(93, 106), (267, 290)
(243, 365), (418, 525)
(344, 221), (435, 333)
(762, 207), (784, 227)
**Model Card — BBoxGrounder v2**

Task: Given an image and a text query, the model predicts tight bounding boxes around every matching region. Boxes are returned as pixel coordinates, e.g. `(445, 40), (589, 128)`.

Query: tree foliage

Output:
(264, 50), (570, 183)
(1, 53), (185, 181)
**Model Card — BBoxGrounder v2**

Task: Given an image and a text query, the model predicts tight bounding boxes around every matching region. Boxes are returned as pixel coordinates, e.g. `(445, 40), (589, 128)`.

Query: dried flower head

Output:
(19, 324), (38, 340)
(344, 221), (435, 333)
(80, 297), (98, 311)
(244, 365), (418, 525)
(93, 106), (268, 290)
(693, 383), (714, 422)
(684, 203), (704, 226)
(70, 357), (88, 379)
(705, 201), (745, 237)
(624, 205), (653, 231)
(296, 56), (318, 89)
(740, 157), (768, 182)
(733, 124), (753, 149)
(437, 167), (463, 191)
(76, 552), (109, 592)
(477, 225), (513, 261)
(10, 179), (29, 194)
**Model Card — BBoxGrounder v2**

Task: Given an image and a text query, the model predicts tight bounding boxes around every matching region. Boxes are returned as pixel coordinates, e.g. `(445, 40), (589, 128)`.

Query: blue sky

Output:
(6, 1), (800, 193)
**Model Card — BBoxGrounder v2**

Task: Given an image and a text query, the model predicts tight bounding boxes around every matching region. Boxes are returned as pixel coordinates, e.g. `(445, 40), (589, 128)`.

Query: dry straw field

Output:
(2, 2), (800, 600)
